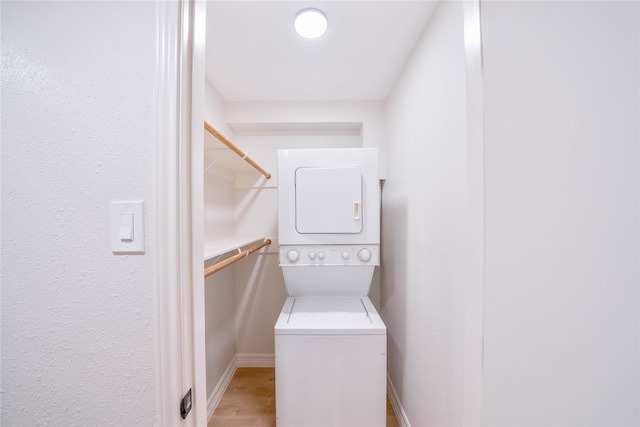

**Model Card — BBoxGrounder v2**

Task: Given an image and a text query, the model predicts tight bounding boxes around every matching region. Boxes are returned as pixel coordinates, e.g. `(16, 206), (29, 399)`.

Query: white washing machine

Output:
(275, 148), (386, 427)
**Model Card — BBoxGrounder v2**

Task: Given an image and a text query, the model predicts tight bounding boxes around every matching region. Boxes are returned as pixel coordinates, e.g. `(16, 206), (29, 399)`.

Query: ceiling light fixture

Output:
(294, 8), (328, 39)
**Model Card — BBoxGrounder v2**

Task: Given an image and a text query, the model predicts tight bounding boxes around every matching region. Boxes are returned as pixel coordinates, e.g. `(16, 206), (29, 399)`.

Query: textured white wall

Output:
(482, 1), (639, 425)
(1, 1), (157, 425)
(381, 2), (467, 425)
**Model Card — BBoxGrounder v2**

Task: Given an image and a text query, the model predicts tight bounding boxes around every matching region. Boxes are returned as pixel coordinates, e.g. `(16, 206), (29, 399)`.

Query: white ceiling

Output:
(205, 1), (437, 102)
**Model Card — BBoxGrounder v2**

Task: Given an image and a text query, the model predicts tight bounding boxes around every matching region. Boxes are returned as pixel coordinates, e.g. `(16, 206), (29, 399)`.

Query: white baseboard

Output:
(236, 353), (275, 367)
(387, 375), (410, 427)
(207, 357), (237, 421)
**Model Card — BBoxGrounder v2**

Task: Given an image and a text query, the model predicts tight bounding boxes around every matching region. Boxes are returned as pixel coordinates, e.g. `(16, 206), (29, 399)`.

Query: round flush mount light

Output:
(294, 8), (328, 39)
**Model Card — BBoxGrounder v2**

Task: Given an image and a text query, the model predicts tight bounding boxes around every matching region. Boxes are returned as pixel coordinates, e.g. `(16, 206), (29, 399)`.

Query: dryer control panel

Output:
(279, 245), (379, 266)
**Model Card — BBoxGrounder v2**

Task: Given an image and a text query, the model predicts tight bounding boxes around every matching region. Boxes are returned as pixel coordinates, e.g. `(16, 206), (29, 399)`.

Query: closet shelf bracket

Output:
(204, 239), (272, 278)
(204, 120), (272, 179)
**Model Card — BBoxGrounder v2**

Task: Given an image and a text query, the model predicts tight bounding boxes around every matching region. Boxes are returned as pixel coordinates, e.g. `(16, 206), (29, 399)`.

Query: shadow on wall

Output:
(235, 251), (285, 354)
(379, 179), (408, 310)
(379, 178), (409, 388)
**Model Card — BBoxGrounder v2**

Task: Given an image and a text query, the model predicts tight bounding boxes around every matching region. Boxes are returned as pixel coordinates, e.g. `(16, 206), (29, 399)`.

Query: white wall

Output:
(481, 1), (639, 425)
(204, 80), (238, 398)
(204, 255), (236, 396)
(381, 1), (467, 425)
(204, 80), (237, 244)
(227, 101), (386, 177)
(1, 2), (157, 425)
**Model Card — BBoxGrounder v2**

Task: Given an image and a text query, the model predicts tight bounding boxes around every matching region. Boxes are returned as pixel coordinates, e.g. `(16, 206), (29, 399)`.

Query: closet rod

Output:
(204, 239), (272, 278)
(204, 120), (272, 179)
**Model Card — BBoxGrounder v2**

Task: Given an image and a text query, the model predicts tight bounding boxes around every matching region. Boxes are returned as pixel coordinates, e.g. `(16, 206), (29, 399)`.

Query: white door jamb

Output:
(155, 0), (206, 425)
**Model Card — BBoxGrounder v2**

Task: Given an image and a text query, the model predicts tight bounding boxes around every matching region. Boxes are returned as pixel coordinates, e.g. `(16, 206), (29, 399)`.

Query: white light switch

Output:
(111, 201), (144, 253)
(119, 213), (134, 241)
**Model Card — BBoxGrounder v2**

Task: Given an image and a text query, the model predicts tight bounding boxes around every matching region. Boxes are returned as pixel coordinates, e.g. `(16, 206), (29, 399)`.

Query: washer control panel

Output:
(280, 245), (379, 266)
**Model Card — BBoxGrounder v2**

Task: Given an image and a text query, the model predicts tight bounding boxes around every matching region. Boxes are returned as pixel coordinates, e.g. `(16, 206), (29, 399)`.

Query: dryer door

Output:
(295, 167), (362, 234)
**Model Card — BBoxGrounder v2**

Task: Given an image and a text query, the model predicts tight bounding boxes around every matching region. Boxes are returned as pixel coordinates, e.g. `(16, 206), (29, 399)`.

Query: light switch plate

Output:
(111, 201), (144, 253)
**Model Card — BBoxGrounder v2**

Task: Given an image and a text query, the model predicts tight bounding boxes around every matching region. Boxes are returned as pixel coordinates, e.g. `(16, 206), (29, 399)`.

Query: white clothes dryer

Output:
(276, 148), (386, 427)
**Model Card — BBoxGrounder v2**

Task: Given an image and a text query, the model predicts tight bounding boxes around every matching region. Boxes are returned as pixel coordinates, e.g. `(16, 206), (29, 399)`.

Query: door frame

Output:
(155, 1), (486, 425)
(155, 0), (207, 425)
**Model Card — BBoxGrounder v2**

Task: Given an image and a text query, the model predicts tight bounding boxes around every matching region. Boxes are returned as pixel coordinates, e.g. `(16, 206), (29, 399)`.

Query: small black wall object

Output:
(180, 389), (192, 419)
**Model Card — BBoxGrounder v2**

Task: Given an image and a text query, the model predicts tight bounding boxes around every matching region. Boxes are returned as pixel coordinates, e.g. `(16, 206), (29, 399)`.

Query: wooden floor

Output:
(209, 367), (400, 427)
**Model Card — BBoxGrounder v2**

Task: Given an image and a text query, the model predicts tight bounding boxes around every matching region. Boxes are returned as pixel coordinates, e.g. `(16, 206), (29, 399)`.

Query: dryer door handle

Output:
(353, 201), (361, 220)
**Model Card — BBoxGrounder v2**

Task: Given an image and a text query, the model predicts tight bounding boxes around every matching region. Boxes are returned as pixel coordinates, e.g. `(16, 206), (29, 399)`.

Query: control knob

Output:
(358, 248), (372, 262)
(318, 251), (325, 260)
(287, 250), (299, 263)
(341, 251), (349, 260)
(309, 251), (316, 260)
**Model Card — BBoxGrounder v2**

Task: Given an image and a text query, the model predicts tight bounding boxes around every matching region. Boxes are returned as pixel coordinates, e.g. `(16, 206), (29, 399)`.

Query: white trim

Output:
(155, 1), (186, 426)
(155, 1), (207, 425)
(175, 0), (198, 423)
(189, 1), (208, 426)
(463, 0), (485, 425)
(387, 376), (410, 427)
(207, 357), (238, 421)
(236, 353), (276, 368)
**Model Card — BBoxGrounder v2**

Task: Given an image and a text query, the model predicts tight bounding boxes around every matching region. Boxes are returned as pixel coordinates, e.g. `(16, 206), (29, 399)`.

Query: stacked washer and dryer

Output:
(275, 148), (387, 427)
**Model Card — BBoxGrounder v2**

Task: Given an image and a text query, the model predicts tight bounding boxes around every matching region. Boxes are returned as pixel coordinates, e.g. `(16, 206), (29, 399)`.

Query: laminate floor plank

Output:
(209, 367), (400, 427)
